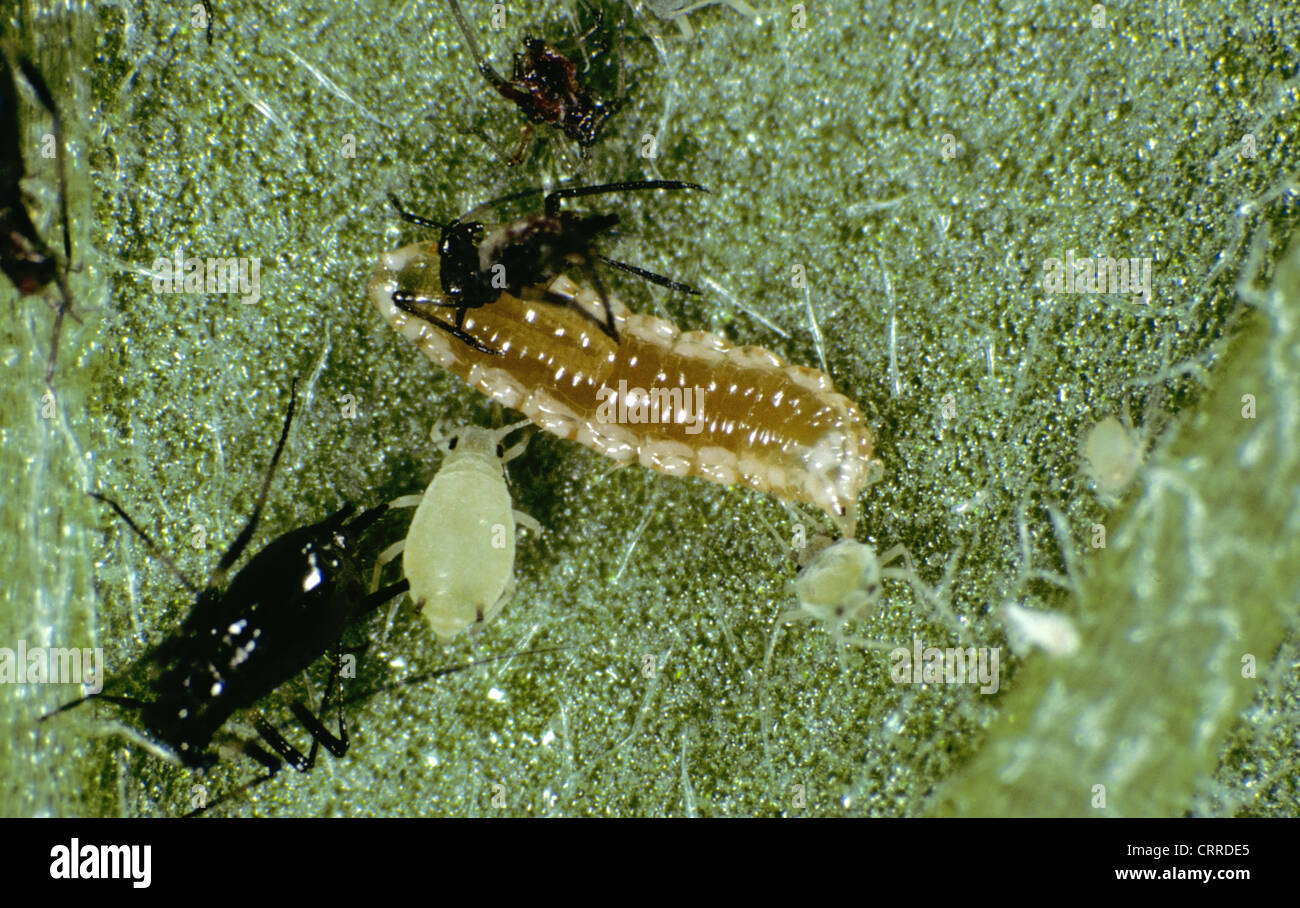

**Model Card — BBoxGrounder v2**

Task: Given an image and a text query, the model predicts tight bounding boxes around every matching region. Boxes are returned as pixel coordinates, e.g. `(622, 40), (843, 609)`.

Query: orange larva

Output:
(369, 243), (878, 534)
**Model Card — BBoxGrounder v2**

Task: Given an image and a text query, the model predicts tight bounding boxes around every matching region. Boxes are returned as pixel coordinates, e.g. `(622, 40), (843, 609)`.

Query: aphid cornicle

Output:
(372, 420), (541, 643)
(0, 46), (76, 383)
(445, 0), (620, 160)
(42, 385), (409, 813)
(386, 179), (705, 354)
(370, 247), (878, 536)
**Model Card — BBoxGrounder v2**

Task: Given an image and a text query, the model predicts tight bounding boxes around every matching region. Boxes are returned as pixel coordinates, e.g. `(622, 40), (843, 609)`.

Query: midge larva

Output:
(369, 247), (878, 534)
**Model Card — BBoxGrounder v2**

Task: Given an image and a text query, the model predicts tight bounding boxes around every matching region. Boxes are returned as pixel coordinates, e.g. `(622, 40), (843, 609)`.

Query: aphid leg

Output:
(579, 257), (619, 342)
(187, 649), (354, 818)
(38, 691), (149, 724)
(288, 649), (350, 770)
(42, 269), (76, 384)
(597, 254), (701, 295)
(369, 530), (412, 594)
(513, 511), (542, 535)
(208, 381), (297, 585)
(390, 288), (505, 356)
(500, 438), (529, 464)
(878, 541), (965, 635)
(506, 124), (536, 166)
(202, 0), (215, 45)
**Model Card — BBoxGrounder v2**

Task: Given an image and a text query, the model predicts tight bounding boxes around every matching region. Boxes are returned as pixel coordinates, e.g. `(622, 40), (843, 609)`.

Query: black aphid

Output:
(0, 45), (75, 384)
(386, 179), (706, 355)
(445, 0), (620, 162)
(42, 383), (409, 815)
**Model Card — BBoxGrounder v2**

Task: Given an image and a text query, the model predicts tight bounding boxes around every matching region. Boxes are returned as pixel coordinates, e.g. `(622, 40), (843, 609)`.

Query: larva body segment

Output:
(370, 243), (877, 533)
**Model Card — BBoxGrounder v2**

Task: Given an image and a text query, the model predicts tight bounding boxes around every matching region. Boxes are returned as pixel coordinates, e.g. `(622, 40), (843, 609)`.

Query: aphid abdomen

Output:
(142, 521), (367, 764)
(405, 455), (517, 643)
(371, 244), (876, 530)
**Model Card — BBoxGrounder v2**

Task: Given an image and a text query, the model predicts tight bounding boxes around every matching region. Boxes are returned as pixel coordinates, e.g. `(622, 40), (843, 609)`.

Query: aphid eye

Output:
(448, 437), (459, 450)
(496, 443), (505, 458)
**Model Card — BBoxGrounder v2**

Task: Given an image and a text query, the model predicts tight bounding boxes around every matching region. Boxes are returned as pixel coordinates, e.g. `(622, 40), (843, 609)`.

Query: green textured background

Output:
(2, 0), (1298, 817)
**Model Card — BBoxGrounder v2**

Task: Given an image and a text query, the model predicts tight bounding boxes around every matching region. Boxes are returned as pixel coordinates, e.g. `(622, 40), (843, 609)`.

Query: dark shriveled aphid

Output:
(386, 179), (705, 355)
(41, 384), (411, 815)
(0, 46), (75, 383)
(445, 0), (620, 161)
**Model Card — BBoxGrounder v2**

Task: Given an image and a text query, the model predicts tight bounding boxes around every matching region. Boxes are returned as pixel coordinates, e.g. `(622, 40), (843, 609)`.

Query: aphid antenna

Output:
(387, 192), (447, 231)
(87, 491), (202, 594)
(209, 379), (297, 583)
(542, 178), (707, 216)
(444, 0), (509, 91)
(390, 180), (706, 232)
(453, 180), (709, 225)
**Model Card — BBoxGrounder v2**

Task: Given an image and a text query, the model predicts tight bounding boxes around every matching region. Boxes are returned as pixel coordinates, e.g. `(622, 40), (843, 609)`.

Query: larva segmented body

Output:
(370, 243), (878, 534)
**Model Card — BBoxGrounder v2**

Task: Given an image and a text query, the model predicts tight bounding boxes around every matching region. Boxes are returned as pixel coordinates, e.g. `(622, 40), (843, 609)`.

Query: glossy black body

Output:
(45, 391), (407, 809)
(137, 504), (388, 768)
(388, 180), (705, 354)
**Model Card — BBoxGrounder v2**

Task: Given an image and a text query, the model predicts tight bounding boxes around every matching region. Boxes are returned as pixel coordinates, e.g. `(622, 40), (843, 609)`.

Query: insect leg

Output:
(506, 124), (536, 166)
(392, 291), (505, 356)
(38, 691), (149, 723)
(578, 256), (619, 342)
(4, 53), (78, 383)
(597, 254), (701, 295)
(294, 647), (350, 769)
